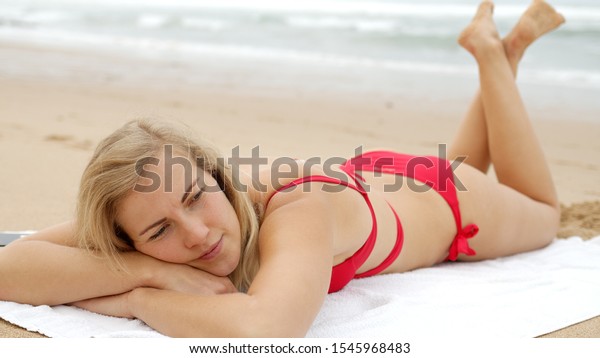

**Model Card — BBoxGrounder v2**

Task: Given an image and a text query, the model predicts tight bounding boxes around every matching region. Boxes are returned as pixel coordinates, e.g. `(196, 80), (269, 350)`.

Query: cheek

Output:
(135, 240), (186, 264)
(206, 192), (238, 227)
(225, 205), (242, 237)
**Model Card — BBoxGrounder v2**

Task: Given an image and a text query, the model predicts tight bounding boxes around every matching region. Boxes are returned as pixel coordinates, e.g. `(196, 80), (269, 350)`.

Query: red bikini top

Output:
(264, 170), (403, 293)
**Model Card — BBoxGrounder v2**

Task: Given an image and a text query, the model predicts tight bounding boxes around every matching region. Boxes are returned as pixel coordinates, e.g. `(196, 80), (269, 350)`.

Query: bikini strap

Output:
(343, 150), (477, 261)
(265, 175), (367, 207)
(354, 202), (404, 278)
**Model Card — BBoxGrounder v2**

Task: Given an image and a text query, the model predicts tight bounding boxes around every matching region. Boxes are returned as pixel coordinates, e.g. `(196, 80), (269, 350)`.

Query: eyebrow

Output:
(138, 178), (198, 237)
(180, 179), (197, 204)
(139, 218), (166, 237)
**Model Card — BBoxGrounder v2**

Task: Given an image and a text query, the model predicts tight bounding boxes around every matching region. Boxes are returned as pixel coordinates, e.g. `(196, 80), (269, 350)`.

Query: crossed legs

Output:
(449, 1), (565, 173)
(446, 1), (564, 260)
(451, 0), (564, 208)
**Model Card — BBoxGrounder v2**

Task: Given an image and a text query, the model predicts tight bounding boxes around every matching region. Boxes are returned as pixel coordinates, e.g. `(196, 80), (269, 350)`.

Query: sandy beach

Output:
(1, 37), (599, 338)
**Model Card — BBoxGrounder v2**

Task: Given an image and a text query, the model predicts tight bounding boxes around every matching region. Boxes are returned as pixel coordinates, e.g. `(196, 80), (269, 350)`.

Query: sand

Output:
(0, 41), (599, 338)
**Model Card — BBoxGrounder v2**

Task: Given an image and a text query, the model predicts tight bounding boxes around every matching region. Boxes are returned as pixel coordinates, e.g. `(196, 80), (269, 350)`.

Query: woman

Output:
(0, 1), (565, 337)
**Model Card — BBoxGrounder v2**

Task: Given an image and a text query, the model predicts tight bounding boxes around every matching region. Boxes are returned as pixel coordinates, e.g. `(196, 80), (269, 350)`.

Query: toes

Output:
(475, 1), (495, 18)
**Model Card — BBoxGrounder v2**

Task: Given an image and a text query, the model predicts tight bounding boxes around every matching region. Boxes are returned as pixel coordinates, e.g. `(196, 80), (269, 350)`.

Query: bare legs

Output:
(449, 0), (565, 174)
(452, 0), (563, 208)
(433, 1), (566, 261)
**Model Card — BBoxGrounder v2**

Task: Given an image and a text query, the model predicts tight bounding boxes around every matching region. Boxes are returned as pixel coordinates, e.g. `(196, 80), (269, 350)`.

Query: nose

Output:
(181, 218), (210, 249)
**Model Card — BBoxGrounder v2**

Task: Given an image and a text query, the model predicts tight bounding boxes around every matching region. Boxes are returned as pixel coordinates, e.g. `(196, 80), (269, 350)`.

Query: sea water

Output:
(1, 0), (599, 119)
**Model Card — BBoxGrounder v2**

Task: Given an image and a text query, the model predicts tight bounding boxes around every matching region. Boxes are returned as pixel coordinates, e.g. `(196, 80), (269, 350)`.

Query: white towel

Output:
(1, 236), (599, 338)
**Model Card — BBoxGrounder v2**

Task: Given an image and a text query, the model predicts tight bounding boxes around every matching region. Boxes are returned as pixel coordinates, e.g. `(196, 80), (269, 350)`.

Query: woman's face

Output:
(117, 151), (242, 277)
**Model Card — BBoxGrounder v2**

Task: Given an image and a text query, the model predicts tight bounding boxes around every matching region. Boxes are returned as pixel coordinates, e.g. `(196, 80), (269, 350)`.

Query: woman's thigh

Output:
(453, 164), (560, 261)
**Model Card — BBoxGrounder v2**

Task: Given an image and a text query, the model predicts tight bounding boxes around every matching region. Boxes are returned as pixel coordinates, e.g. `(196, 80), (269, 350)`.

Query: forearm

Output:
(0, 240), (153, 306)
(129, 288), (287, 338)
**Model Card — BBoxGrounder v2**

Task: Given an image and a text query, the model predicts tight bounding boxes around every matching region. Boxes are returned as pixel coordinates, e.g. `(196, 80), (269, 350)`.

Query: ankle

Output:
(473, 39), (505, 61)
(503, 32), (528, 56)
(502, 37), (524, 66)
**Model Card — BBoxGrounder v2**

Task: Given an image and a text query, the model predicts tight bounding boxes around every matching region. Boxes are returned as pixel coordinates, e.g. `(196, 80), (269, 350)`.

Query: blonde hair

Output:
(75, 119), (260, 291)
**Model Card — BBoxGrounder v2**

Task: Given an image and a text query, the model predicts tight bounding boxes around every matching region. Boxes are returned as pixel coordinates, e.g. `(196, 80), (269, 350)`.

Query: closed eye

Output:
(149, 224), (169, 241)
(190, 189), (203, 204)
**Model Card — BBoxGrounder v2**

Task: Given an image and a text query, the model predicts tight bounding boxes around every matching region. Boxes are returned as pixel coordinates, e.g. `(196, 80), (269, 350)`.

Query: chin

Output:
(217, 258), (240, 277)
(193, 258), (238, 277)
(205, 266), (236, 278)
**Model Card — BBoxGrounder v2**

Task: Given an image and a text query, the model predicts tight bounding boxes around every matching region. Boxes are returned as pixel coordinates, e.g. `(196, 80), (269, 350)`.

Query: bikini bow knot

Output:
(447, 223), (479, 261)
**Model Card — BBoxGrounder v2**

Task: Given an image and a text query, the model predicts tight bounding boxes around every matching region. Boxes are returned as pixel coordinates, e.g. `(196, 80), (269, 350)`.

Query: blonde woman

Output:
(0, 1), (565, 337)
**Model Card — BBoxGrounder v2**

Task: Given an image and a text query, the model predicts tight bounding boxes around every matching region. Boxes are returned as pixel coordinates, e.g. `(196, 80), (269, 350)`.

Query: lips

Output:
(198, 236), (223, 261)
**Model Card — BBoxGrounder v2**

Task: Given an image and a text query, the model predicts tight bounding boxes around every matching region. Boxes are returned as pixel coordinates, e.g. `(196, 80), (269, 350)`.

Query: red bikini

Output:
(266, 151), (478, 293)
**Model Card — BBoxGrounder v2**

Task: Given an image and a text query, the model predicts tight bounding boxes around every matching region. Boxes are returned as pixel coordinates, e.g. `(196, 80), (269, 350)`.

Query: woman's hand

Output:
(150, 262), (238, 295)
(70, 263), (236, 319)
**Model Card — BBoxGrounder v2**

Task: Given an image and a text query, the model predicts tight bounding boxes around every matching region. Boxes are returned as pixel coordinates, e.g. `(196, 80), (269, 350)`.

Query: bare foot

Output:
(458, 1), (503, 57)
(504, 0), (565, 55)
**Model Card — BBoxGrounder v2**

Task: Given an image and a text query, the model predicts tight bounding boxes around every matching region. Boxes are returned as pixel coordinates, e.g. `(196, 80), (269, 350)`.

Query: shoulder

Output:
(240, 157), (345, 245)
(252, 158), (372, 261)
(13, 221), (78, 247)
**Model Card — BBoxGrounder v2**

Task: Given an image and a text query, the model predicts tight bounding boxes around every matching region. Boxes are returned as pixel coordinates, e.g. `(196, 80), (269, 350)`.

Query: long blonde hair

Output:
(75, 119), (260, 291)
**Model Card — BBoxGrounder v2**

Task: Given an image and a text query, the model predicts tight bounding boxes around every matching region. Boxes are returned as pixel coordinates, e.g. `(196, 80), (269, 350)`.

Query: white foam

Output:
(285, 15), (459, 37)
(4, 25), (599, 90)
(180, 17), (228, 31)
(137, 13), (170, 28)
(17, 0), (600, 21)
(1, 0), (599, 91)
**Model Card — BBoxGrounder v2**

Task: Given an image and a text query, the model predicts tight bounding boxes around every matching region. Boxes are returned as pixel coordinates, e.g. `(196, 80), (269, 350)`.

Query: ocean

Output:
(1, 0), (599, 120)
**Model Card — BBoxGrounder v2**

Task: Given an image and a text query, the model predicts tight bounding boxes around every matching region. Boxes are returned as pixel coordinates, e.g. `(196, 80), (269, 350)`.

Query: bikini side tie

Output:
(447, 224), (479, 261)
